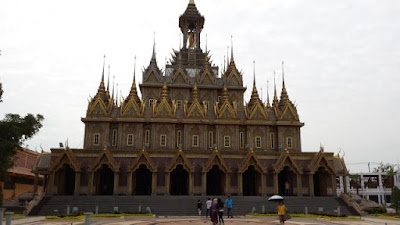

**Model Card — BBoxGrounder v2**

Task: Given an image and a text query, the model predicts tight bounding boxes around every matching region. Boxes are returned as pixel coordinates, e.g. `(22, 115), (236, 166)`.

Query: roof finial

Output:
(189, 0), (194, 4)
(102, 54), (106, 82)
(112, 74), (115, 101)
(205, 34), (208, 52)
(133, 55), (137, 84)
(231, 35), (234, 60)
(273, 71), (278, 105)
(253, 60), (256, 86)
(267, 80), (270, 107)
(152, 32), (156, 61)
(282, 60), (285, 86)
(107, 64), (110, 92)
(226, 46), (230, 68)
(116, 83), (119, 106)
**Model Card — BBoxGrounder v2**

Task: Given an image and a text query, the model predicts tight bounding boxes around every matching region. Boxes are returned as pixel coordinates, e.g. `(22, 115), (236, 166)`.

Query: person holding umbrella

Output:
(277, 201), (287, 225)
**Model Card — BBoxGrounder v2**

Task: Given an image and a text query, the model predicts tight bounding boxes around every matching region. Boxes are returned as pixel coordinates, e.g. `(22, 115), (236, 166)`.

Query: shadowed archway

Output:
(278, 166), (296, 196)
(56, 164), (75, 195)
(207, 165), (225, 195)
(95, 164), (114, 195)
(243, 165), (261, 196)
(133, 164), (152, 195)
(314, 167), (330, 196)
(170, 165), (189, 195)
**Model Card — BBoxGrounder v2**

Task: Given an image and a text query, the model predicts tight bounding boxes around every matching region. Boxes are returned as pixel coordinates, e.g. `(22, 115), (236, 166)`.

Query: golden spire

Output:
(192, 82), (199, 100)
(222, 84), (229, 101)
(161, 81), (169, 99)
(189, 0), (195, 4)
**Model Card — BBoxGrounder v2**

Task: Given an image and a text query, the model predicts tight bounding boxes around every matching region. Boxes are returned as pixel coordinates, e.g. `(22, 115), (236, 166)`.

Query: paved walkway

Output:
(5, 216), (400, 225)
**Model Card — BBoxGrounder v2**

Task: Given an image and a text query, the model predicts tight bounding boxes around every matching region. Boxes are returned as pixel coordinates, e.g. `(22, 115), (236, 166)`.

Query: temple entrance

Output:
(243, 165), (260, 196)
(95, 164), (114, 195)
(170, 165), (188, 195)
(133, 164), (152, 195)
(207, 165), (224, 195)
(314, 167), (329, 196)
(278, 166), (296, 196)
(56, 164), (75, 195)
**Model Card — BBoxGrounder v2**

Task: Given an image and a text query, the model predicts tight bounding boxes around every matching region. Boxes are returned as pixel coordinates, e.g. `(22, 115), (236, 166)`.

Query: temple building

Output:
(33, 0), (348, 198)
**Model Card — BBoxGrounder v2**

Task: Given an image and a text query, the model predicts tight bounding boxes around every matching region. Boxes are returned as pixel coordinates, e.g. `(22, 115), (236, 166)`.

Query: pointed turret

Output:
(272, 71), (279, 107)
(192, 82), (199, 101)
(278, 61), (291, 109)
(248, 61), (261, 108)
(266, 80), (271, 108)
(143, 40), (162, 83)
(127, 56), (141, 104)
(222, 47), (242, 86)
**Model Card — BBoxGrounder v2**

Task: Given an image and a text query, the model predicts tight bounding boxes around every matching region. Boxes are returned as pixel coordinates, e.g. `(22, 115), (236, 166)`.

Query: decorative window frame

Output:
(239, 132), (244, 149)
(255, 136), (261, 149)
(145, 130), (150, 146)
(176, 100), (183, 109)
(112, 129), (118, 146)
(286, 137), (293, 149)
(93, 133), (100, 146)
(208, 131), (213, 148)
(224, 136), (230, 148)
(127, 134), (134, 146)
(192, 135), (199, 147)
(160, 134), (167, 147)
(270, 133), (275, 149)
(177, 130), (182, 147)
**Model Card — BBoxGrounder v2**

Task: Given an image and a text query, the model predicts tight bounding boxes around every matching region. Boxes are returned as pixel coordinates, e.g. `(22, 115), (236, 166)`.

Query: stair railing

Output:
(26, 191), (45, 215)
(339, 193), (365, 216)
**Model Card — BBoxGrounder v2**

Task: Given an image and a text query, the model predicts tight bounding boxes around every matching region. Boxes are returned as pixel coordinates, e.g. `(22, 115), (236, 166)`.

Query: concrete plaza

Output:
(5, 216), (400, 225)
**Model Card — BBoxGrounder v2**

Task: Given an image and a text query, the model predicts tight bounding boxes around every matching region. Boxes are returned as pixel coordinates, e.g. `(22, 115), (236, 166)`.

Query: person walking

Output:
(225, 196), (233, 218)
(217, 198), (225, 225)
(210, 198), (218, 225)
(277, 201), (287, 225)
(197, 199), (203, 216)
(206, 198), (212, 218)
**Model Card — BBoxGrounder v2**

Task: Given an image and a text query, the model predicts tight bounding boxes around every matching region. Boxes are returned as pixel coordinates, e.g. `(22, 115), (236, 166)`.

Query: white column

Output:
(346, 176), (351, 193)
(339, 176), (344, 194)
(378, 172), (383, 189)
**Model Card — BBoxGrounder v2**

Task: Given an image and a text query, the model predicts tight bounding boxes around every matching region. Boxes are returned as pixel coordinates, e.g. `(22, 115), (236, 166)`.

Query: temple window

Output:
(112, 129), (117, 146)
(208, 131), (213, 148)
(270, 133), (275, 149)
(149, 99), (155, 107)
(93, 133), (100, 146)
(286, 137), (293, 149)
(192, 135), (199, 147)
(224, 136), (230, 148)
(177, 130), (182, 147)
(239, 132), (244, 148)
(255, 136), (261, 148)
(160, 134), (167, 146)
(145, 130), (150, 146)
(127, 134), (134, 146)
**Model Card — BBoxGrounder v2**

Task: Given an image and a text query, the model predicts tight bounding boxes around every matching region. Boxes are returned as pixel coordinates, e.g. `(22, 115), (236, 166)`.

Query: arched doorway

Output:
(133, 164), (152, 195)
(278, 166), (296, 196)
(170, 165), (189, 195)
(207, 165), (225, 195)
(243, 165), (260, 196)
(56, 164), (75, 195)
(314, 167), (330, 196)
(95, 164), (114, 195)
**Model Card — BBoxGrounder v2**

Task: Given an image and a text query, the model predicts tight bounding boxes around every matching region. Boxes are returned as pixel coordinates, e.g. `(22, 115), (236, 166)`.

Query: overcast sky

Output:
(1, 0), (399, 173)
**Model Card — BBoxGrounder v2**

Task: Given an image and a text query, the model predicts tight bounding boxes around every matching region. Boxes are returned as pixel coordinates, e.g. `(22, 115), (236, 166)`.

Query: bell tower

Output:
(179, 0), (205, 49)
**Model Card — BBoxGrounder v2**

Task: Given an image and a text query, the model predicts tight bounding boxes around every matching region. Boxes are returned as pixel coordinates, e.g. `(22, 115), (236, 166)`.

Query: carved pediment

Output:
(215, 101), (237, 119)
(204, 148), (230, 173)
(279, 102), (299, 121)
(307, 150), (336, 175)
(90, 146), (119, 172)
(166, 149), (193, 172)
(273, 150), (301, 174)
(246, 102), (267, 120)
(49, 147), (80, 172)
(172, 68), (189, 83)
(185, 100), (206, 118)
(223, 60), (243, 86)
(239, 149), (266, 173)
(121, 99), (144, 117)
(130, 148), (157, 172)
(87, 96), (112, 117)
(154, 99), (176, 117)
(198, 68), (215, 84)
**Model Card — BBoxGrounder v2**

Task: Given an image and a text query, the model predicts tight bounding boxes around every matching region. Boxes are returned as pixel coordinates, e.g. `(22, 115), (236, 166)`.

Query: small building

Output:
(1, 148), (44, 204)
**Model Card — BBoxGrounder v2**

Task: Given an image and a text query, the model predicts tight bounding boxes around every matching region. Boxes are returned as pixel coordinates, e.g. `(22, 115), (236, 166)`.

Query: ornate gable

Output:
(90, 146), (119, 172)
(49, 147), (80, 172)
(279, 102), (299, 121)
(153, 82), (176, 117)
(121, 98), (145, 117)
(87, 94), (112, 117)
(130, 148), (157, 172)
(166, 148), (193, 172)
(143, 48), (162, 83)
(185, 83), (206, 118)
(172, 68), (189, 83)
(307, 150), (336, 175)
(204, 148), (230, 173)
(273, 149), (302, 174)
(246, 102), (267, 120)
(223, 59), (242, 86)
(215, 85), (237, 119)
(198, 56), (216, 84)
(239, 148), (266, 173)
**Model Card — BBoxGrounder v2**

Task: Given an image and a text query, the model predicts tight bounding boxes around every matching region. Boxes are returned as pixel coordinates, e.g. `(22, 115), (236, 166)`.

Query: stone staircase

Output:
(29, 195), (358, 216)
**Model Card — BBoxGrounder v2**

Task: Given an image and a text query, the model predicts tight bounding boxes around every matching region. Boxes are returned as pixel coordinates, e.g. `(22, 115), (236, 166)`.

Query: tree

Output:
(392, 186), (400, 214)
(0, 81), (3, 102)
(0, 82), (44, 207)
(374, 162), (396, 188)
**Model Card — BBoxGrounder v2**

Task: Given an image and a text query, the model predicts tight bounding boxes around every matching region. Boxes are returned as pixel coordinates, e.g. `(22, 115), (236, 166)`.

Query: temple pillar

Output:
(339, 176), (344, 194)
(113, 172), (119, 195)
(261, 173), (267, 196)
(189, 172), (194, 195)
(273, 173), (279, 195)
(201, 172), (206, 195)
(165, 172), (170, 195)
(238, 172), (243, 196)
(332, 174), (337, 196)
(127, 172), (132, 195)
(346, 176), (350, 193)
(33, 173), (39, 197)
(308, 173), (314, 196)
(74, 172), (81, 195)
(49, 171), (56, 194)
(152, 172), (157, 195)
(297, 174), (302, 196)
(225, 173), (230, 195)
(89, 172), (94, 195)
